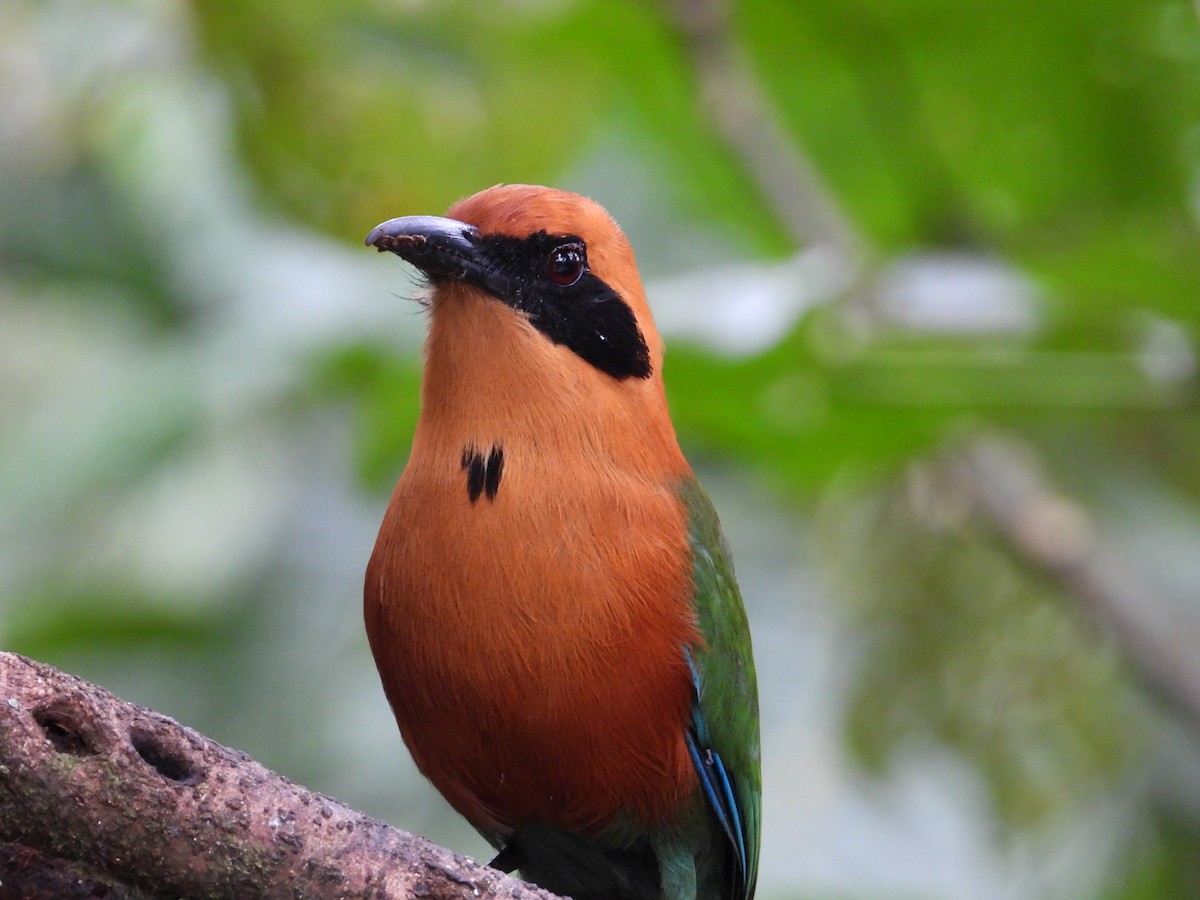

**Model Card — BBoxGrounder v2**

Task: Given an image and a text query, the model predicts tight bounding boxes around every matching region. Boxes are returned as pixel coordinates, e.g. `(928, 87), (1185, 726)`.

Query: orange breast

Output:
(364, 439), (699, 835)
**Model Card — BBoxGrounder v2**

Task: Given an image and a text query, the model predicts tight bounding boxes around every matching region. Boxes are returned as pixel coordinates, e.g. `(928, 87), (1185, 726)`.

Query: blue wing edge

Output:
(682, 646), (749, 890)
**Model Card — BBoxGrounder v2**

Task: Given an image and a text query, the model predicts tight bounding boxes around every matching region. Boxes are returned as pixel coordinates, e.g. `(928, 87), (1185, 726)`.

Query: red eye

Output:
(547, 242), (586, 286)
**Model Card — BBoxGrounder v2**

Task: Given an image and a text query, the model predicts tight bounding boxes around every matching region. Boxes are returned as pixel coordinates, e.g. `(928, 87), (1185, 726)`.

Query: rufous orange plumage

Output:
(364, 184), (759, 900)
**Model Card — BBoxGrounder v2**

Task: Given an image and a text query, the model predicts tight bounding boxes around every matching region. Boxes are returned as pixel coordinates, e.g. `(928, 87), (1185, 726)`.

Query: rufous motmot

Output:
(364, 184), (760, 900)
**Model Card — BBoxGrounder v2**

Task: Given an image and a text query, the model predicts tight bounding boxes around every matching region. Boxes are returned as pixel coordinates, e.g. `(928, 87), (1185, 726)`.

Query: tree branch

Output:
(0, 652), (558, 900)
(0, 840), (157, 898)
(950, 436), (1200, 732)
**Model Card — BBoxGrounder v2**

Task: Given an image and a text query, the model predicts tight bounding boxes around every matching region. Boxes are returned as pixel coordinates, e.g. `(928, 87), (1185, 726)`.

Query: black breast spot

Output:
(461, 444), (504, 503)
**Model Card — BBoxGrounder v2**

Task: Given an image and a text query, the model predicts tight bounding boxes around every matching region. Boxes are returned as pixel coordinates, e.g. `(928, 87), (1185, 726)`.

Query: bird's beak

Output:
(365, 215), (481, 282)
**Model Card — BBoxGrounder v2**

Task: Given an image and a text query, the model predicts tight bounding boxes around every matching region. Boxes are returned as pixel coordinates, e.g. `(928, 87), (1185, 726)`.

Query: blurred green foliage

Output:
(193, 0), (783, 251)
(4, 0), (1200, 896)
(818, 475), (1137, 825)
(191, 0), (1200, 476)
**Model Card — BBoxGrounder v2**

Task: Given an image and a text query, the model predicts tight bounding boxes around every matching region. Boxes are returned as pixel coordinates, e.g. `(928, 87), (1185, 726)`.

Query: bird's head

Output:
(366, 183), (662, 383)
(366, 184), (685, 473)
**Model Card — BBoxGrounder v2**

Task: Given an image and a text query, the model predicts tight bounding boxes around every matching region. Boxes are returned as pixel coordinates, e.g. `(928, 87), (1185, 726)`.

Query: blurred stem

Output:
(660, 0), (867, 264)
(950, 435), (1200, 731)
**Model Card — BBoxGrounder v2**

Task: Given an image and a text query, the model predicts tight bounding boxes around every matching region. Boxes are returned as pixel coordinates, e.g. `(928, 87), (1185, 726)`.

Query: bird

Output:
(363, 184), (759, 900)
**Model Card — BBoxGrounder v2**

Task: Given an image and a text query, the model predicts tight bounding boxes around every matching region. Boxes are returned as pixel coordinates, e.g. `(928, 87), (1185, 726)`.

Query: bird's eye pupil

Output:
(547, 242), (586, 286)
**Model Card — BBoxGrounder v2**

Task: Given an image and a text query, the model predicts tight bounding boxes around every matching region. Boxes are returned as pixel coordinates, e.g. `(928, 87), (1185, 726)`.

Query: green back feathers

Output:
(679, 476), (761, 900)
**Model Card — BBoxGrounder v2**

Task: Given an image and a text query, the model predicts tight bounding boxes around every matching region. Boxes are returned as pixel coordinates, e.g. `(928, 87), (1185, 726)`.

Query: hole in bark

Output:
(130, 727), (202, 785)
(32, 701), (101, 756)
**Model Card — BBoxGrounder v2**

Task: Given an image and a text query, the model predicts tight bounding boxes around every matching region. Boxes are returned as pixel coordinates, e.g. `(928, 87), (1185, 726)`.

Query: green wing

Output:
(679, 476), (761, 900)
